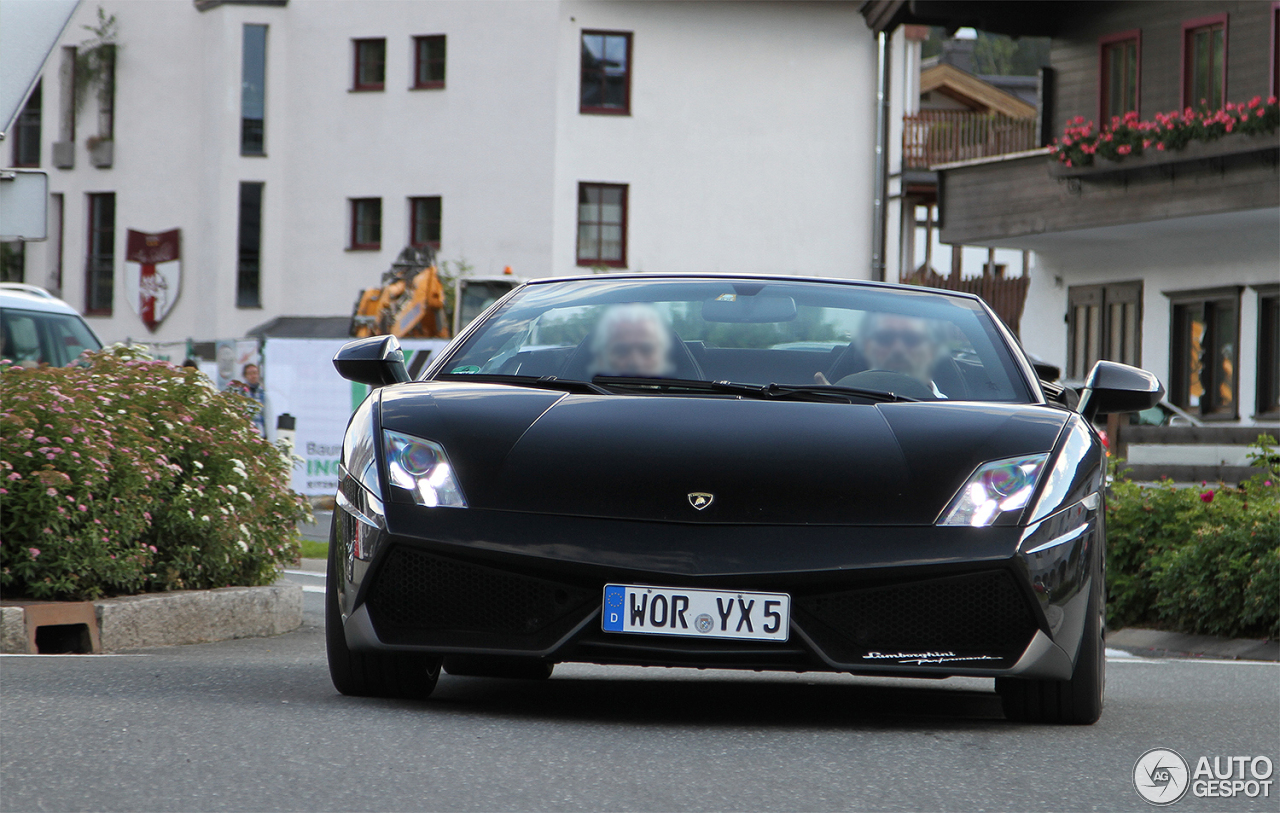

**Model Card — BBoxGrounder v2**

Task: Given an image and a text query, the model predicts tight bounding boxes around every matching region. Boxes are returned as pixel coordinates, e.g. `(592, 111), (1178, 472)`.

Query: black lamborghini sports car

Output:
(326, 275), (1162, 724)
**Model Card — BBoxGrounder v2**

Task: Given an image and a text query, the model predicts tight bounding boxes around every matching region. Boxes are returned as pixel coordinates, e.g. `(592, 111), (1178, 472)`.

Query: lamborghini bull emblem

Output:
(688, 492), (714, 511)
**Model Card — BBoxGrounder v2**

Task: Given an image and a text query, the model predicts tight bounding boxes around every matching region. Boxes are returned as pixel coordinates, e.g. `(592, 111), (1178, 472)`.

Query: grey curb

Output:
(1, 583), (303, 653)
(0, 606), (27, 652)
(1107, 627), (1278, 662)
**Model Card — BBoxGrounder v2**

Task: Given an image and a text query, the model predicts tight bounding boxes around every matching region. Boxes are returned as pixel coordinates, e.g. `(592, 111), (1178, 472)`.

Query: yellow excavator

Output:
(350, 247), (450, 339)
(350, 246), (523, 339)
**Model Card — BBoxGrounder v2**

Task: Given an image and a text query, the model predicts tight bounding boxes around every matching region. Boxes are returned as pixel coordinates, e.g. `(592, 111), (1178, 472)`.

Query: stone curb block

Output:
(1, 584), (302, 653)
(1, 606), (27, 653)
(96, 584), (303, 651)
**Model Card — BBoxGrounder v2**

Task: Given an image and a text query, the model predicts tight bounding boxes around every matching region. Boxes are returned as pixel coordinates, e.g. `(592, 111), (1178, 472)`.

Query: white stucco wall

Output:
(18, 0), (877, 348)
(25, 0), (563, 346)
(275, 1), (561, 306)
(551, 0), (877, 278)
(26, 1), (219, 344)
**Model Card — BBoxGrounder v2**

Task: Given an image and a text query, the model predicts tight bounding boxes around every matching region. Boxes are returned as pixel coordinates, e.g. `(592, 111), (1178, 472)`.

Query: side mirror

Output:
(1077, 360), (1164, 423)
(333, 335), (411, 387)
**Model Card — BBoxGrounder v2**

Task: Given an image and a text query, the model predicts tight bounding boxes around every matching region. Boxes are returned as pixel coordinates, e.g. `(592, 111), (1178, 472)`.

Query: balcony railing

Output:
(901, 267), (1030, 337)
(903, 111), (1037, 169)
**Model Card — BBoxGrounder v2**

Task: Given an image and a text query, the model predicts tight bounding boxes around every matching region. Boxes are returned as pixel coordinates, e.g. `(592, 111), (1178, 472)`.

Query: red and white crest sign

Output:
(124, 229), (181, 332)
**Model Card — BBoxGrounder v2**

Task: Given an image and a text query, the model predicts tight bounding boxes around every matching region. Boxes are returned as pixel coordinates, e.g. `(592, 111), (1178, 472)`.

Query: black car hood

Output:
(379, 383), (1068, 526)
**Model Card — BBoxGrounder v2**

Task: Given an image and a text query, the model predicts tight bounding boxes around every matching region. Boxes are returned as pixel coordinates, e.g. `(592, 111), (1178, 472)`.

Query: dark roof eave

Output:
(247, 316), (354, 340)
(860, 0), (1079, 37)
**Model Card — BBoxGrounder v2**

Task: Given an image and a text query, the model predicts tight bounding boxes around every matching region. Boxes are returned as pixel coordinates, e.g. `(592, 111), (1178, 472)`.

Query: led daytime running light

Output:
(384, 430), (468, 508)
(938, 454), (1048, 527)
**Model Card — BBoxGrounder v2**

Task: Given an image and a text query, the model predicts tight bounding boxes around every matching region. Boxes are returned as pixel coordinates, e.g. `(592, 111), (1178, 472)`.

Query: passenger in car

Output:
(861, 314), (940, 388)
(589, 303), (676, 378)
(817, 313), (947, 398)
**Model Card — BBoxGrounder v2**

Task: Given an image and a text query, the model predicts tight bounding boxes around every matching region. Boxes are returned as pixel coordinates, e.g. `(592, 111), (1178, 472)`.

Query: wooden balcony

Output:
(901, 267), (1030, 336)
(902, 111), (1037, 170)
(936, 132), (1279, 246)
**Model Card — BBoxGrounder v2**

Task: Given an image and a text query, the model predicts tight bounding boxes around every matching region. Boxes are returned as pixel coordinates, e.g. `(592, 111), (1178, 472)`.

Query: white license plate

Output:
(602, 584), (790, 641)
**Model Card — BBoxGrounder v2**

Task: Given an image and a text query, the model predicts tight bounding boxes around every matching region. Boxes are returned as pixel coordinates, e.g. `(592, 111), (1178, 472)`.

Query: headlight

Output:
(384, 430), (468, 508)
(937, 454), (1048, 527)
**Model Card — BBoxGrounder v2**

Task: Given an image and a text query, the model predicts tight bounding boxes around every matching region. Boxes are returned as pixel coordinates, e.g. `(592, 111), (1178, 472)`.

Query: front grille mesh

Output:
(366, 546), (593, 637)
(797, 570), (1037, 661)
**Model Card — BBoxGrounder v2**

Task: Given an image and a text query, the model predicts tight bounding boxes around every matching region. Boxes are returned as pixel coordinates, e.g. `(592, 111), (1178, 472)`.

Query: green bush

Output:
(1106, 437), (1279, 639)
(1, 346), (309, 600)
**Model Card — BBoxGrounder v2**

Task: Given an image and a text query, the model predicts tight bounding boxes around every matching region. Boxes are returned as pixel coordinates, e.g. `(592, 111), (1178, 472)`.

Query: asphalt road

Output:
(2, 574), (1277, 813)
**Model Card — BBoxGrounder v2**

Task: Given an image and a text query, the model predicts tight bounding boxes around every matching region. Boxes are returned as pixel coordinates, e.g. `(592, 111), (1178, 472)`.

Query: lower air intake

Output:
(366, 546), (592, 639)
(796, 570), (1038, 664)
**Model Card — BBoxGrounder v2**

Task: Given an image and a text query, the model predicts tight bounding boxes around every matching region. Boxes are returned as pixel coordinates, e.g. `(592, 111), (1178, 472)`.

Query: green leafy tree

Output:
(974, 33), (1017, 76)
(922, 27), (1049, 77)
(75, 6), (118, 116)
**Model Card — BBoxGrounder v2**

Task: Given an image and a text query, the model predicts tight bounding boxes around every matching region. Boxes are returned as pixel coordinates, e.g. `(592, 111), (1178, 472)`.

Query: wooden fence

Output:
(901, 268), (1031, 337)
(902, 111), (1038, 169)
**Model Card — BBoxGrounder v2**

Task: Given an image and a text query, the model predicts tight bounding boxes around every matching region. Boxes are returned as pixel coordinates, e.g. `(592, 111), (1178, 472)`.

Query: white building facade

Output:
(10, 0), (879, 348)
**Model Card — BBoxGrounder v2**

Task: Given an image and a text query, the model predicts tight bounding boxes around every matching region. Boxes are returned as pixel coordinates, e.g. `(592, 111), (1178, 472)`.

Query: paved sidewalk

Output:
(298, 510), (333, 544)
(1107, 627), (1277, 661)
(297, 557), (326, 573)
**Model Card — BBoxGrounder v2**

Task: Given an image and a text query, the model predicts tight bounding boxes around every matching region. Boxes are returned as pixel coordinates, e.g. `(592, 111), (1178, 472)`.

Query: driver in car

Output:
(817, 313), (946, 397)
(590, 304), (675, 377)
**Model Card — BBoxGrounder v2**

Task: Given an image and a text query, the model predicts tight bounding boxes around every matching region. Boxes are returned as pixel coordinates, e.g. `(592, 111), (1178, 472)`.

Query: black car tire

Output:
(325, 516), (442, 700)
(996, 580), (1105, 725)
(443, 655), (555, 680)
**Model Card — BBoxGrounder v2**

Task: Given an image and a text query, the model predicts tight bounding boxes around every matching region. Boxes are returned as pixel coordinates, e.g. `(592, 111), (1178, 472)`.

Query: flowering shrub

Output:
(1, 346), (309, 600)
(1051, 96), (1279, 167)
(1106, 437), (1279, 639)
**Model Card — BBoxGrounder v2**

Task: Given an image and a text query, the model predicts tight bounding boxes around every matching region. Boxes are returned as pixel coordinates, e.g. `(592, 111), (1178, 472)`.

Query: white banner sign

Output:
(263, 338), (449, 496)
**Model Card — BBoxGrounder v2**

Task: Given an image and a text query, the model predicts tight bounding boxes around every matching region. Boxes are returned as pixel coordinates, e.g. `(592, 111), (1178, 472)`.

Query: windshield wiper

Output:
(436, 373), (612, 395)
(761, 382), (919, 403)
(591, 376), (917, 403)
(591, 375), (741, 394)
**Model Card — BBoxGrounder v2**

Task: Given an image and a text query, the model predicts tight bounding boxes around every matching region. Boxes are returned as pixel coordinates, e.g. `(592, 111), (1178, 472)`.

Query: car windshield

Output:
(432, 278), (1033, 402)
(1, 307), (102, 367)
